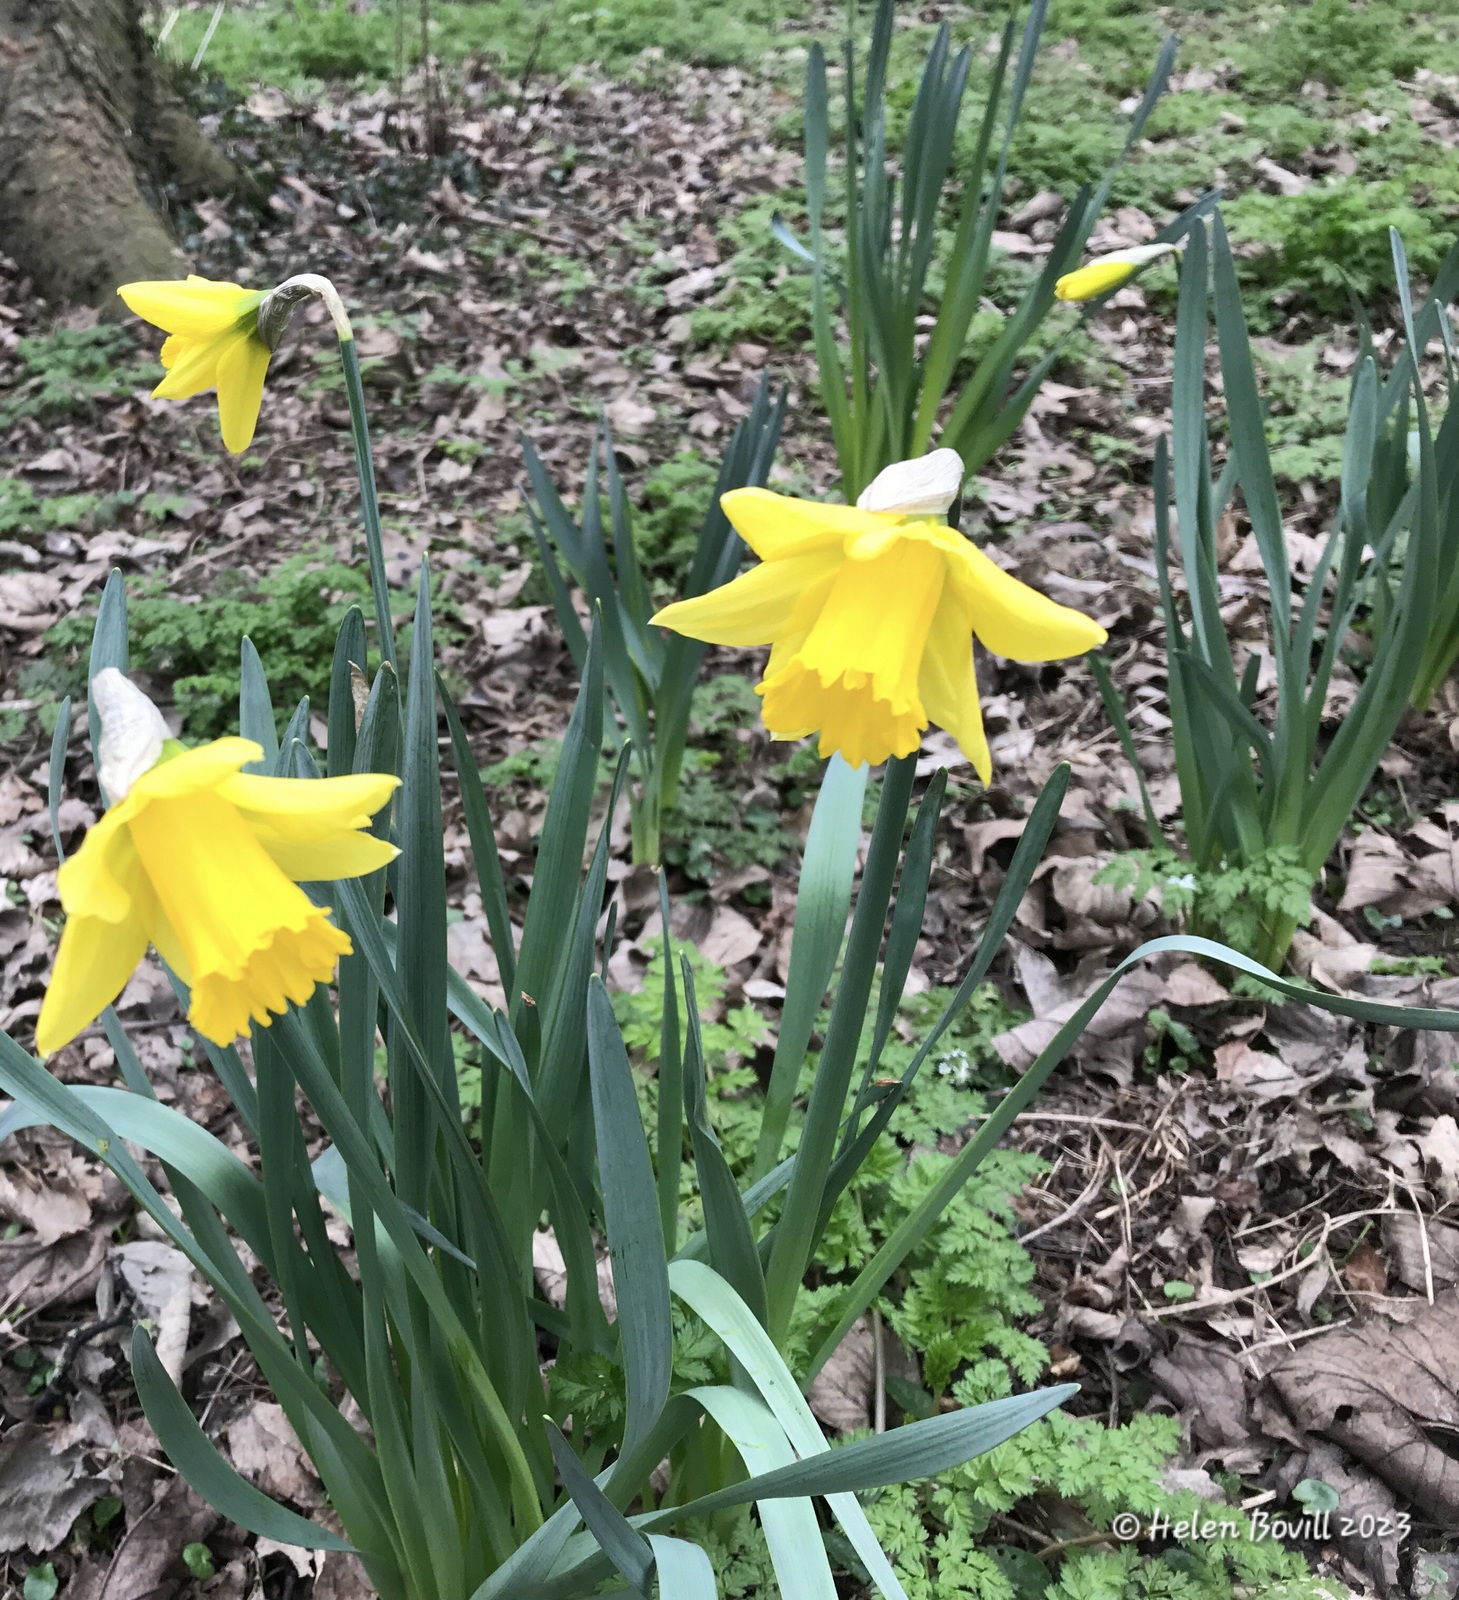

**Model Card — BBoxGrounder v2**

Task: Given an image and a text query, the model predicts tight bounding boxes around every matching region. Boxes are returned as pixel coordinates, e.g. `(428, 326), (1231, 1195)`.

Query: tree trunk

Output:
(0, 0), (240, 306)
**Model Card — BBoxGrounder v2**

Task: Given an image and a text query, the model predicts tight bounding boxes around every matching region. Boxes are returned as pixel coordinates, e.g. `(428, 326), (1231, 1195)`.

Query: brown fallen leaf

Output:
(1415, 1114), (1459, 1206)
(65, 1468), (219, 1600)
(0, 1420), (109, 1553)
(1268, 1290), (1459, 1526)
(115, 1240), (195, 1387)
(1150, 1336), (1256, 1461)
(1382, 1213), (1459, 1293)
(0, 1166), (91, 1245)
(225, 1401), (320, 1508)
(807, 1315), (876, 1434)
(605, 393), (657, 435)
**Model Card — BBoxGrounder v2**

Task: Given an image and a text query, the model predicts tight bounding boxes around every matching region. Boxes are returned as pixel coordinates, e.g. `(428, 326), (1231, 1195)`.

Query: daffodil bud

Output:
(856, 448), (965, 517)
(92, 668), (169, 802)
(1054, 242), (1180, 303)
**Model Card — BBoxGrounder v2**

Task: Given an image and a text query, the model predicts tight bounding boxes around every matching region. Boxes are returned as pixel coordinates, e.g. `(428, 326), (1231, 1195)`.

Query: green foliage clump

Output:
(614, 937), (770, 1072)
(1231, 179), (1453, 314)
(1249, 344), (1353, 485)
(42, 554), (375, 741)
(1098, 845), (1315, 965)
(1, 327), (160, 427)
(865, 1411), (1340, 1600)
(690, 196), (817, 351)
(662, 675), (798, 882)
(633, 452), (724, 585)
(1232, 0), (1430, 98)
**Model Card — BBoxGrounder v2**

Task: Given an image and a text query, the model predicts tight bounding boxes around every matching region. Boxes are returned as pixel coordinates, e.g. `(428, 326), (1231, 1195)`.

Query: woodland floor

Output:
(3, 3), (1459, 1598)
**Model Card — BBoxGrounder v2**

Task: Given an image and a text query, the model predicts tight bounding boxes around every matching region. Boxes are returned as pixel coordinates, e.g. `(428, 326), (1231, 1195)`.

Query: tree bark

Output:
(0, 0), (240, 305)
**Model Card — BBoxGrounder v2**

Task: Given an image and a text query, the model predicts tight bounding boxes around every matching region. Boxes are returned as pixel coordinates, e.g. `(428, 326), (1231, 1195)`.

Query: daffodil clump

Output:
(652, 450), (1106, 777)
(36, 670), (398, 1054)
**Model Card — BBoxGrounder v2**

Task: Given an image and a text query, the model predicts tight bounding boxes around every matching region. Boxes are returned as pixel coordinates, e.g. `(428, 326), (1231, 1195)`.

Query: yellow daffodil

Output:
(650, 450), (1106, 778)
(1054, 242), (1179, 303)
(35, 670), (399, 1055)
(117, 275), (272, 453)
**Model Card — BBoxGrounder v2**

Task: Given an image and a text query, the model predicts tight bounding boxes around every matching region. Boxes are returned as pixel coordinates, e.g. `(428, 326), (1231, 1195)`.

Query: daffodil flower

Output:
(650, 450), (1106, 778)
(117, 276), (275, 453)
(35, 670), (399, 1055)
(1054, 242), (1179, 303)
(116, 272), (354, 454)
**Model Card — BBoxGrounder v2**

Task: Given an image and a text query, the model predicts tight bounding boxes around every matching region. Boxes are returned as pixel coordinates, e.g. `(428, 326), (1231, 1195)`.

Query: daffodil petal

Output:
(652, 549), (843, 645)
(246, 828), (399, 883)
(34, 907), (151, 1055)
(760, 663), (923, 769)
(918, 593), (991, 785)
(220, 772), (400, 841)
(215, 331), (272, 453)
(1054, 260), (1139, 302)
(152, 333), (227, 401)
(949, 541), (1107, 662)
(128, 790), (344, 1042)
(128, 739), (263, 806)
(118, 279), (261, 337)
(721, 487), (900, 561)
(55, 808), (137, 922)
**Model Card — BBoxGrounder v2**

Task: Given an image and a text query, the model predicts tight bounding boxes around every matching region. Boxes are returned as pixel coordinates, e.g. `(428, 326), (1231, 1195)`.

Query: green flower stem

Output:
(338, 337), (399, 675)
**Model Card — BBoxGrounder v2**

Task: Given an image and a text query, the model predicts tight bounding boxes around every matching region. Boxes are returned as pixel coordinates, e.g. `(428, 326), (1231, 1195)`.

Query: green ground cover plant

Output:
(38, 553), (379, 740)
(163, 0), (807, 92)
(0, 326), (159, 427)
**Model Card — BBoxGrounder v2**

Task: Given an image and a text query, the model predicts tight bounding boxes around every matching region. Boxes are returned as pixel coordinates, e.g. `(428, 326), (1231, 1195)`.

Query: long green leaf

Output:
(132, 1327), (354, 1550)
(86, 570), (128, 798)
(671, 1261), (908, 1600)
(647, 1536), (717, 1599)
(641, 1386), (1077, 1524)
(753, 754), (867, 1176)
(514, 619), (604, 1024)
(586, 977), (672, 1459)
(682, 958), (767, 1324)
(688, 1386), (837, 1600)
(238, 638), (279, 774)
(545, 1422), (652, 1596)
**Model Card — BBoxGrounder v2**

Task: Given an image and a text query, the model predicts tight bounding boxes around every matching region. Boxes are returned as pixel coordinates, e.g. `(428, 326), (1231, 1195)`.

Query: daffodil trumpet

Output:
(35, 670), (400, 1055)
(650, 449), (1106, 779)
(1054, 242), (1180, 303)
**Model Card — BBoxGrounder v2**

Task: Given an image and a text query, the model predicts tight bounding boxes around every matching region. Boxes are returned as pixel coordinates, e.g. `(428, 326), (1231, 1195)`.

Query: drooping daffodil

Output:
(118, 276), (273, 453)
(1054, 242), (1179, 303)
(650, 449), (1106, 777)
(117, 272), (353, 454)
(35, 670), (399, 1055)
